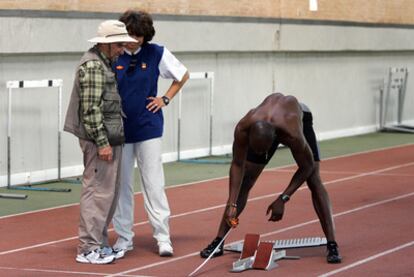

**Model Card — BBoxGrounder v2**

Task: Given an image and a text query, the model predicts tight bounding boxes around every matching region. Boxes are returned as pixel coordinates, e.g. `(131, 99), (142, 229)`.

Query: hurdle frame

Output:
(5, 79), (70, 193)
(177, 71), (215, 161)
(379, 67), (414, 133)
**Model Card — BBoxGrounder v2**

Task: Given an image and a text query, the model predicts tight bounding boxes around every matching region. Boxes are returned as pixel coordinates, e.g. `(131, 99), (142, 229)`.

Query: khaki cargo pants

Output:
(77, 139), (122, 254)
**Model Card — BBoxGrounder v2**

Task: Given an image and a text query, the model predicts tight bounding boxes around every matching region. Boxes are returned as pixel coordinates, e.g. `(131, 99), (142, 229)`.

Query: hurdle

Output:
(379, 67), (414, 133)
(5, 79), (71, 195)
(177, 72), (231, 164)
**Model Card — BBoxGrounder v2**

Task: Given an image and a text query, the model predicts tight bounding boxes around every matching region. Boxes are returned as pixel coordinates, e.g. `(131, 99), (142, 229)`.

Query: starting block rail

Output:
(225, 236), (327, 253)
(273, 237), (327, 249)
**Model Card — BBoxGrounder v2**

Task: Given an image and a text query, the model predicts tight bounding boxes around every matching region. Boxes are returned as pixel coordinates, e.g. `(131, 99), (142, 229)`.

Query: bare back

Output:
(236, 93), (304, 146)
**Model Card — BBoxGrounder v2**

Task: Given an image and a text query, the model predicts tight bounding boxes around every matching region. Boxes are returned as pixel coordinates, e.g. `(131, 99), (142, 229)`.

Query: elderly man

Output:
(200, 93), (342, 264)
(64, 20), (136, 264)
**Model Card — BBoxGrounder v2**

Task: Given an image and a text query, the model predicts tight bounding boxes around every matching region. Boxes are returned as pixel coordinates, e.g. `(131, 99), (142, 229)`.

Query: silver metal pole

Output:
(383, 68), (393, 127)
(379, 86), (384, 130)
(398, 68), (408, 124)
(58, 82), (62, 180)
(7, 86), (12, 188)
(209, 72), (214, 156)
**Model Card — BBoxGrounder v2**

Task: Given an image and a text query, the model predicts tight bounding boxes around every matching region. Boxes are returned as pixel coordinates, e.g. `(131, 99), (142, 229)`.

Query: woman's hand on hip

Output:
(146, 96), (165, 113)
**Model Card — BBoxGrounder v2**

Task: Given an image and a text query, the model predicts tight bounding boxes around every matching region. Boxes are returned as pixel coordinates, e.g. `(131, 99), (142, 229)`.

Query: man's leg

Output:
(76, 139), (120, 264)
(102, 145), (122, 246)
(301, 109), (341, 263)
(306, 163), (335, 240)
(200, 161), (265, 258)
(306, 162), (341, 263)
(78, 139), (102, 255)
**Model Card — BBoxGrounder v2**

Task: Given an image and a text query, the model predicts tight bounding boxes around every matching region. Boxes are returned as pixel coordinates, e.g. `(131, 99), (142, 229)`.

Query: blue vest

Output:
(114, 43), (164, 143)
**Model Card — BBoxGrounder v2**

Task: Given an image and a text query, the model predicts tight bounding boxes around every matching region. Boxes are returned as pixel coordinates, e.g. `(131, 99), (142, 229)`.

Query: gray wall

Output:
(1, 13), (414, 185)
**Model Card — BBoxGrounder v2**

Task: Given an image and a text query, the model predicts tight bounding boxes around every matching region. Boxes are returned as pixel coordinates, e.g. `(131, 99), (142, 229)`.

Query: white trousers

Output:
(113, 138), (171, 249)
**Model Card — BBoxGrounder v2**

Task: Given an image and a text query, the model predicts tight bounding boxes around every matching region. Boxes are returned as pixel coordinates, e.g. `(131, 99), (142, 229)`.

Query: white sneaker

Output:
(98, 246), (131, 260)
(76, 249), (115, 264)
(113, 248), (126, 259)
(113, 238), (133, 259)
(158, 242), (173, 257)
(113, 245), (133, 259)
(100, 246), (114, 256)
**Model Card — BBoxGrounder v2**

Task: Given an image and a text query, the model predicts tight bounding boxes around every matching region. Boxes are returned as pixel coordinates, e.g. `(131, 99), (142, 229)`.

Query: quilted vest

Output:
(64, 47), (124, 146)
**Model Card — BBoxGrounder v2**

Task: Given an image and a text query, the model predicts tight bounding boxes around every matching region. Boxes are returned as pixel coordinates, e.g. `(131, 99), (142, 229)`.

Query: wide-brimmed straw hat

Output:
(88, 20), (137, 43)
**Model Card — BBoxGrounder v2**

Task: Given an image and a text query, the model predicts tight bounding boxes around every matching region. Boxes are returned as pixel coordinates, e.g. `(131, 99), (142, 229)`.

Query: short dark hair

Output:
(119, 10), (155, 43)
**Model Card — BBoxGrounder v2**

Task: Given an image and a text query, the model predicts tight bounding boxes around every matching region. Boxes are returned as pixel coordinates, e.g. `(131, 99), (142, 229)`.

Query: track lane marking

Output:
(105, 191), (414, 277)
(1, 161), (413, 256)
(0, 266), (152, 277)
(272, 168), (414, 177)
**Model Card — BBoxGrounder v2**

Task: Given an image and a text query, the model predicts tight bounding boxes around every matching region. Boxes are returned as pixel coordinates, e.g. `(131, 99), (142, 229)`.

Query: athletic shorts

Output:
(246, 111), (321, 165)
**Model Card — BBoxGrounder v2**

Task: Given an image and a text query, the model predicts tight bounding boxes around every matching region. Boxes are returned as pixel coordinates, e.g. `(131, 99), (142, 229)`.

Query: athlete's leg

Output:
(199, 161), (265, 258)
(216, 161), (266, 238)
(306, 162), (335, 241)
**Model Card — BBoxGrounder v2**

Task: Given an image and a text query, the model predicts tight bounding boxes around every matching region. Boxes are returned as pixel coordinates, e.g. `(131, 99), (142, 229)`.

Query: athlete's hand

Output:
(266, 198), (285, 221)
(224, 203), (239, 228)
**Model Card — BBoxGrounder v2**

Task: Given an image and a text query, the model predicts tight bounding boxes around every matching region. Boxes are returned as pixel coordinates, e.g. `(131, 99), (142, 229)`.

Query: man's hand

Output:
(224, 203), (239, 228)
(266, 198), (285, 221)
(98, 145), (113, 161)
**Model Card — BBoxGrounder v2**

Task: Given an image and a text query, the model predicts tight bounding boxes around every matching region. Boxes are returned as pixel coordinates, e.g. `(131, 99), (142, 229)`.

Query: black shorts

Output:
(246, 111), (321, 165)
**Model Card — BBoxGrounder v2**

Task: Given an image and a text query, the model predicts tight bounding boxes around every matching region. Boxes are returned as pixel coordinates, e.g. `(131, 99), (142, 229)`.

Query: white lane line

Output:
(105, 191), (414, 277)
(0, 176), (226, 220)
(317, 142), (414, 161)
(0, 236), (76, 256)
(1, 161), (413, 257)
(272, 168), (414, 177)
(0, 202), (81, 220)
(0, 266), (152, 277)
(1, 143), (412, 220)
(322, 162), (414, 184)
(318, 240), (414, 277)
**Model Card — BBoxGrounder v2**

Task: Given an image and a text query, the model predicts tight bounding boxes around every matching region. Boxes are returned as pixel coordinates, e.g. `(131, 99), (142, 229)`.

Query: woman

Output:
(112, 10), (189, 258)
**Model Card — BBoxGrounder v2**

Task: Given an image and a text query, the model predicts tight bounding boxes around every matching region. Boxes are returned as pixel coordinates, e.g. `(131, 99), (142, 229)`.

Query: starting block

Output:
(225, 236), (327, 253)
(252, 242), (278, 270)
(240, 233), (260, 259)
(230, 234), (301, 273)
(231, 242), (278, 272)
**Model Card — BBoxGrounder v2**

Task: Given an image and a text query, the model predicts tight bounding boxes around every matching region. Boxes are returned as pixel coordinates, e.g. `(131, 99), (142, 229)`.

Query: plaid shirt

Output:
(78, 53), (111, 148)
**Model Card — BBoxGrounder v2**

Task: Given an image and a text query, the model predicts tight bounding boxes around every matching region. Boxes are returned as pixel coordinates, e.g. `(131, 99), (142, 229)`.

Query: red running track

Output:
(0, 144), (413, 277)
